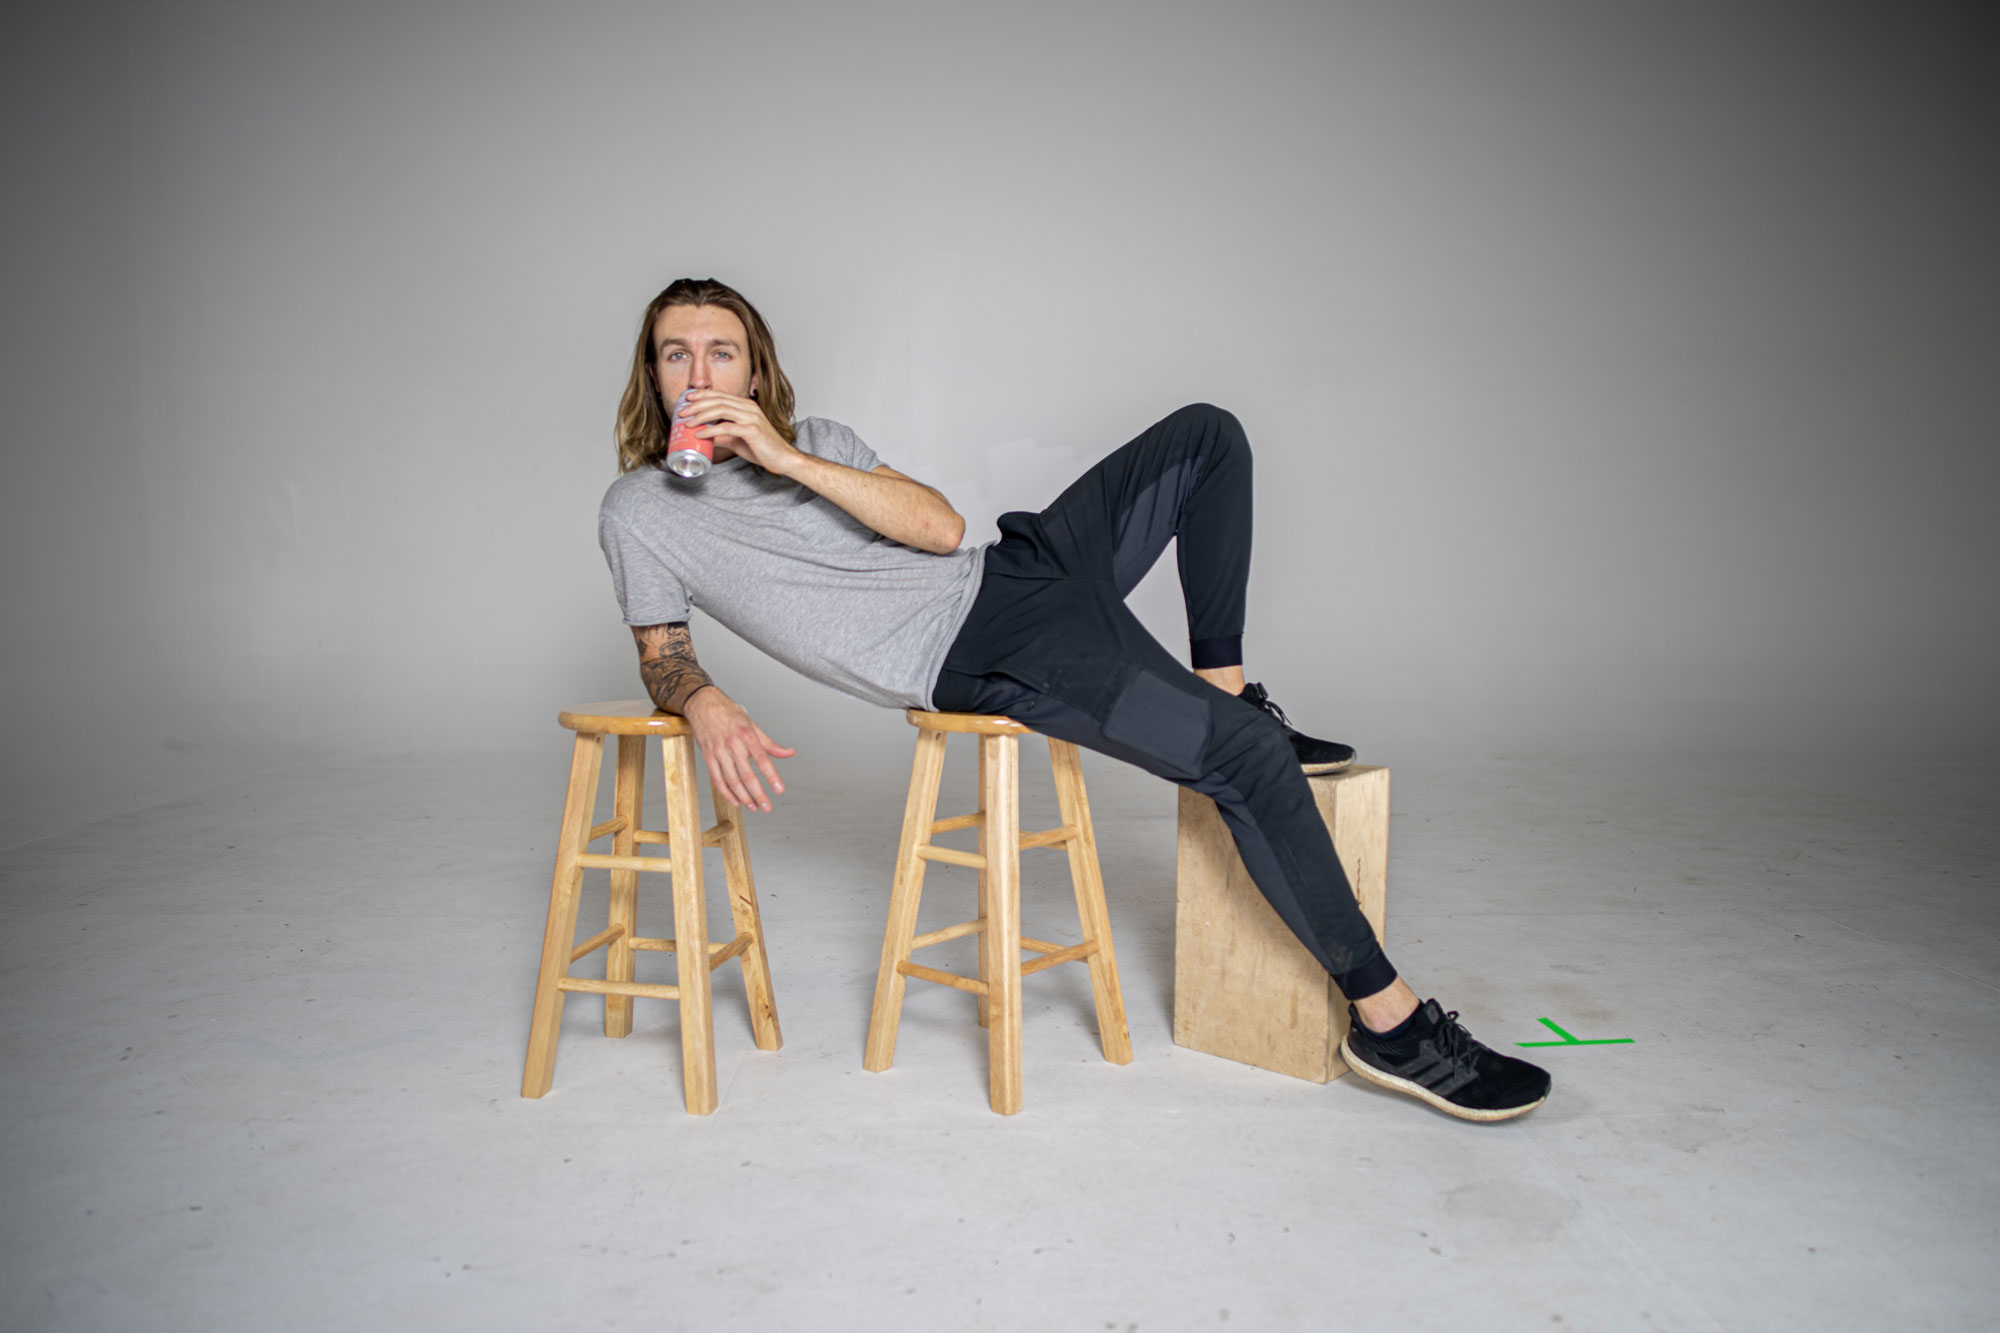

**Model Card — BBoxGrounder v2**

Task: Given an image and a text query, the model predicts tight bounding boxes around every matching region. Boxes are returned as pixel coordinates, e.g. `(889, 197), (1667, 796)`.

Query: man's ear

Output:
(750, 370), (760, 399)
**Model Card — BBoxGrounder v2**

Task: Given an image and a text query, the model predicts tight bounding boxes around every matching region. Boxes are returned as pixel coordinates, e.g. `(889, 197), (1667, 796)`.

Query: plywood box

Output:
(1173, 765), (1389, 1083)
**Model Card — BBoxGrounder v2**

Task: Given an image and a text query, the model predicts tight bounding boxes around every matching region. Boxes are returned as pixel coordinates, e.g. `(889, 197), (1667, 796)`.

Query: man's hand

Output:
(683, 685), (797, 813)
(680, 390), (799, 475)
(678, 392), (964, 552)
(633, 621), (797, 812)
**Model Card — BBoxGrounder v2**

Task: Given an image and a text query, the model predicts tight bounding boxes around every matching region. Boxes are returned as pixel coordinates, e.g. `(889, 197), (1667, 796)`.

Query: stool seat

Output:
(902, 709), (1034, 735)
(558, 701), (695, 735)
(522, 700), (781, 1115)
(865, 709), (1131, 1114)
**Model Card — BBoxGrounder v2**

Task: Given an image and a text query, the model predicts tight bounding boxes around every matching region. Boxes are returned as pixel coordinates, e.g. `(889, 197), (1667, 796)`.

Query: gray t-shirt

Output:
(597, 417), (988, 710)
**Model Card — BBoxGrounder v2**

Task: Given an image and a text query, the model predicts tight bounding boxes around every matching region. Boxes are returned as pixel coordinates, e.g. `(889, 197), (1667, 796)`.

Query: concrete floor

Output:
(3, 744), (1996, 1332)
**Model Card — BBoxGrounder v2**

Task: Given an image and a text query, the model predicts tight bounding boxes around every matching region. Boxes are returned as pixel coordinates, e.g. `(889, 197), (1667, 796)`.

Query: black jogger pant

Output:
(932, 403), (1398, 1000)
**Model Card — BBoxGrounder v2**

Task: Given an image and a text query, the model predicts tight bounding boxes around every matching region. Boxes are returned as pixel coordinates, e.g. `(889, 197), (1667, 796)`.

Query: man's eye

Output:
(714, 351), (732, 360)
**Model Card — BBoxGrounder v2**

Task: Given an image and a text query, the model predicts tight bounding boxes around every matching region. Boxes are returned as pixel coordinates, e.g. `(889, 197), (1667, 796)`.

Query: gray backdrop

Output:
(6, 0), (1996, 848)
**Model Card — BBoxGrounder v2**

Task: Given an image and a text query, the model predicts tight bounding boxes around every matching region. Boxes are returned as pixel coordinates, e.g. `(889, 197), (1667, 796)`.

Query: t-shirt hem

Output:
(916, 541), (991, 711)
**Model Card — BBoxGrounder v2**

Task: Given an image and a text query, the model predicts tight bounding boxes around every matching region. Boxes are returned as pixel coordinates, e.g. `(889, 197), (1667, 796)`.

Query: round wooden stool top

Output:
(904, 709), (1034, 735)
(557, 700), (694, 736)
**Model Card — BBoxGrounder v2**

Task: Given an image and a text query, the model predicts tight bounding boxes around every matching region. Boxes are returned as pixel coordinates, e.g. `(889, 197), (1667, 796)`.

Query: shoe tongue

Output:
(1418, 999), (1446, 1026)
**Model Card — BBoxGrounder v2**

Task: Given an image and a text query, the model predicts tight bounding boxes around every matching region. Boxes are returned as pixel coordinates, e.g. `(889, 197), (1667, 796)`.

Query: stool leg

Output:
(604, 735), (644, 1038)
(1050, 738), (1133, 1065)
(523, 732), (605, 1098)
(974, 736), (992, 1029)
(714, 782), (783, 1052)
(662, 731), (718, 1115)
(982, 733), (1024, 1115)
(864, 726), (950, 1072)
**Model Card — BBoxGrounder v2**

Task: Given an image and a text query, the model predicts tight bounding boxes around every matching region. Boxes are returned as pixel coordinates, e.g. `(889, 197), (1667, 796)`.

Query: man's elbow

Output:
(910, 491), (964, 553)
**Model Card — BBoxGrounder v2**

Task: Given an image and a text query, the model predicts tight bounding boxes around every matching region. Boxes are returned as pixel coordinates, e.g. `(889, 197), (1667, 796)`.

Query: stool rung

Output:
(1019, 824), (1078, 851)
(916, 845), (986, 870)
(627, 934), (756, 971)
(569, 924), (627, 963)
(897, 961), (988, 995)
(707, 934), (754, 970)
(930, 811), (984, 834)
(1020, 940), (1099, 976)
(911, 919), (984, 950)
(577, 821), (724, 853)
(585, 828), (677, 849)
(575, 852), (674, 873)
(558, 976), (680, 1001)
(922, 818), (1075, 848)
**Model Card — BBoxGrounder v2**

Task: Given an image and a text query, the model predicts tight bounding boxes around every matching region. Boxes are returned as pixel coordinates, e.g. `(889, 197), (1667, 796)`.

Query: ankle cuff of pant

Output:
(1332, 953), (1398, 1003)
(1190, 635), (1243, 670)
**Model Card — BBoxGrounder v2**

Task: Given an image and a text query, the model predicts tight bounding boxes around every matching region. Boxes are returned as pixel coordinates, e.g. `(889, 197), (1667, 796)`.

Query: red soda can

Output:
(665, 389), (712, 477)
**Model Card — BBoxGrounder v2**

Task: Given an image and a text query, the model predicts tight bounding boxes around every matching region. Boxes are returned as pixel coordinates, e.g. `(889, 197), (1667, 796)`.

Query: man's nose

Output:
(689, 358), (711, 388)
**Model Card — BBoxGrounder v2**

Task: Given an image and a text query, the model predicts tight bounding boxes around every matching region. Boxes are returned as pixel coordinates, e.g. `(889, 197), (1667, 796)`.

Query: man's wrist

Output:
(679, 682), (722, 714)
(767, 444), (816, 484)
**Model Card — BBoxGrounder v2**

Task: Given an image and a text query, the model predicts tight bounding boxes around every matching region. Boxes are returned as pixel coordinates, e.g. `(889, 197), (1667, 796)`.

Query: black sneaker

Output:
(1339, 999), (1552, 1122)
(1239, 682), (1356, 774)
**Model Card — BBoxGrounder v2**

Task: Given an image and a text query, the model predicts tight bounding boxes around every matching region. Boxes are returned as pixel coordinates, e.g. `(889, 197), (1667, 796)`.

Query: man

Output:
(598, 277), (1552, 1122)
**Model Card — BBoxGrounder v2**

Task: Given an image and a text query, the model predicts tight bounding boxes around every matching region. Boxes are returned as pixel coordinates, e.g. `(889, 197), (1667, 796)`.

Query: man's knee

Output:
(1167, 402), (1250, 465)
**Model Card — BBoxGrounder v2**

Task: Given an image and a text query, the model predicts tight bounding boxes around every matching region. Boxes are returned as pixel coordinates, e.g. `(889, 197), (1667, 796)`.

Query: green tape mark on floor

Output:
(1516, 1017), (1634, 1047)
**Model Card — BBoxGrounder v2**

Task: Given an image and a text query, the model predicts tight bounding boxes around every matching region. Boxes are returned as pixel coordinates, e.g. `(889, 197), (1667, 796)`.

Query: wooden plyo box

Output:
(1173, 765), (1389, 1083)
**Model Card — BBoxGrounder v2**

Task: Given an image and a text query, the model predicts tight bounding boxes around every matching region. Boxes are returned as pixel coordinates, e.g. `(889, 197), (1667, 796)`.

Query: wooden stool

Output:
(864, 710), (1132, 1114)
(521, 701), (782, 1115)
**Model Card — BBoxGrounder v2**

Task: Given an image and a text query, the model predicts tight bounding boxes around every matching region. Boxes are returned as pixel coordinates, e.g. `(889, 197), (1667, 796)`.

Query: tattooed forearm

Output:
(632, 622), (715, 714)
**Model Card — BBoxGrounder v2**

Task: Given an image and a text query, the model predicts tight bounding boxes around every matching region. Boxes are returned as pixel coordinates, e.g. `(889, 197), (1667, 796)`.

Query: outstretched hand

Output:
(683, 687), (796, 813)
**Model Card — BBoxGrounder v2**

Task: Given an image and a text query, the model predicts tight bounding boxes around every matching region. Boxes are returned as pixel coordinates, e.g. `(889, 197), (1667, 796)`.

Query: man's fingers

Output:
(721, 736), (773, 812)
(705, 747), (749, 808)
(747, 728), (792, 796)
(682, 394), (755, 425)
(703, 736), (759, 810)
(711, 744), (749, 808)
(696, 715), (786, 813)
(735, 768), (772, 812)
(751, 748), (785, 798)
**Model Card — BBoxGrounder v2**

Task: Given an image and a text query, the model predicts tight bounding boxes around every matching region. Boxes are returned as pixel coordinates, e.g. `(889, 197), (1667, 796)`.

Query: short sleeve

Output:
(800, 417), (884, 474)
(599, 511), (691, 626)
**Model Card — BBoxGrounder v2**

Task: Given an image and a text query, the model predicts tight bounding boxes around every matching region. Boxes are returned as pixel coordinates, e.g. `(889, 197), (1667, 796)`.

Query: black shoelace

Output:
(1427, 1010), (1483, 1072)
(1244, 683), (1294, 731)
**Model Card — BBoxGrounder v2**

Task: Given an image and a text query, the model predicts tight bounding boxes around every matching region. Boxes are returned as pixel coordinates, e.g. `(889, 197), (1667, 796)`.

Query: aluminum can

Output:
(665, 389), (712, 477)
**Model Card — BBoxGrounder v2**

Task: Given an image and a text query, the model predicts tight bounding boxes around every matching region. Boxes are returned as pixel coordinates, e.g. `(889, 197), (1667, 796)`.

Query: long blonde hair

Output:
(614, 278), (798, 473)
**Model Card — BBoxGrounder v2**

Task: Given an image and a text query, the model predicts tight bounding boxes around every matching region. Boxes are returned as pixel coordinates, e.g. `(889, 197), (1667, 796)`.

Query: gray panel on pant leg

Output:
(1101, 668), (1211, 780)
(1110, 463), (1198, 598)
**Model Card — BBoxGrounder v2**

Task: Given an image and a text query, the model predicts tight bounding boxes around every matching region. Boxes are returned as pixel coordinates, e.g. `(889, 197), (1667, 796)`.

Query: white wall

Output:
(6, 0), (1997, 847)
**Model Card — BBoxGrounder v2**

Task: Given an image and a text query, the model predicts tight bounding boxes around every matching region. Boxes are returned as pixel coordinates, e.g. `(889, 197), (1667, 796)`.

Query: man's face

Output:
(649, 304), (757, 403)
